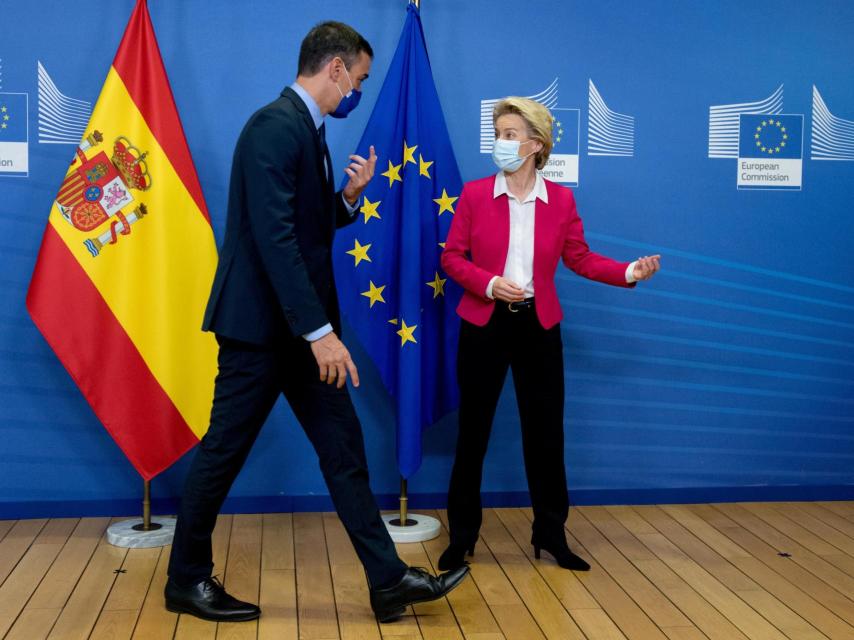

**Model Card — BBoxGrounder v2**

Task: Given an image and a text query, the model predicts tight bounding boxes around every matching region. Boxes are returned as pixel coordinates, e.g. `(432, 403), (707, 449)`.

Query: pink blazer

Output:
(441, 175), (634, 329)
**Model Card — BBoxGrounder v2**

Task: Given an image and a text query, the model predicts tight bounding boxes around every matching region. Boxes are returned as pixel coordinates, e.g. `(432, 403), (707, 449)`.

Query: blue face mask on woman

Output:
(491, 138), (536, 173)
(330, 63), (362, 119)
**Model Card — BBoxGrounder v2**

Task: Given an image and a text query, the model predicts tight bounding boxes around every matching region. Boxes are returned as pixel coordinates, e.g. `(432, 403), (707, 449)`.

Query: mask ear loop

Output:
(333, 57), (355, 98)
(518, 139), (537, 162)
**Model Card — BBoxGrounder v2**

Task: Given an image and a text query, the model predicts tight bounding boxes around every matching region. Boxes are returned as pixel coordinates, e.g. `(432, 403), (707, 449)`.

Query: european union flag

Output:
(739, 114), (803, 159)
(334, 2), (462, 479)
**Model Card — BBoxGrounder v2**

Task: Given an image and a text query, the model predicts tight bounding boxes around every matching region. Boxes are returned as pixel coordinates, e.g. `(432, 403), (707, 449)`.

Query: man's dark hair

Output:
(298, 21), (373, 76)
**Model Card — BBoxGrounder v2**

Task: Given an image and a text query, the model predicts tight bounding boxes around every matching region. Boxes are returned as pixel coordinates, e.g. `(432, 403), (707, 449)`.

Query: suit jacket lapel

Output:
(320, 128), (334, 194)
(319, 127), (336, 232)
(281, 87), (330, 189)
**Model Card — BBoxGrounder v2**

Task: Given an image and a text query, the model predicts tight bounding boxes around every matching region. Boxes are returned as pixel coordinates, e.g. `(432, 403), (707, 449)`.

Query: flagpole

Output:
(400, 478), (409, 525)
(402, 0), (419, 536)
(133, 479), (160, 532)
(391, 477), (414, 526)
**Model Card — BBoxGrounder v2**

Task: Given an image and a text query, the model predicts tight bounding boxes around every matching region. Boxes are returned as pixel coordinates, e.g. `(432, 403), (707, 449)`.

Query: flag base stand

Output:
(382, 478), (440, 543)
(107, 517), (175, 548)
(382, 513), (440, 543)
(107, 479), (175, 548)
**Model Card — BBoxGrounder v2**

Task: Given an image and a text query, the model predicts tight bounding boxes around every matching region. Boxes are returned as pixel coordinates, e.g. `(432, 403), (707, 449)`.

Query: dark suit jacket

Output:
(203, 87), (357, 345)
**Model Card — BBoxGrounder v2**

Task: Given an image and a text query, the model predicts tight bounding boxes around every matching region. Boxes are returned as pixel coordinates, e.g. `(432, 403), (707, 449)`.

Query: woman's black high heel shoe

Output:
(531, 535), (590, 571)
(438, 541), (476, 571)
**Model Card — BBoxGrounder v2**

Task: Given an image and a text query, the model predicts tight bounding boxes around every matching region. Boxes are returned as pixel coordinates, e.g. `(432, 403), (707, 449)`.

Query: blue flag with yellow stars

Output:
(334, 2), (462, 479)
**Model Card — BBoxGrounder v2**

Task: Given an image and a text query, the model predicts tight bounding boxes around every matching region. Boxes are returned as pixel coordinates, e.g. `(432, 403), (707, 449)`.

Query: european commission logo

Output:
(708, 86), (806, 190)
(737, 114), (803, 190)
(0, 92), (29, 177)
(479, 77), (634, 187)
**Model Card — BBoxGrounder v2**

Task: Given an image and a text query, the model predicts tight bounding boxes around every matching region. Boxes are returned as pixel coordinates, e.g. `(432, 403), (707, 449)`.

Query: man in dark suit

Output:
(164, 21), (468, 624)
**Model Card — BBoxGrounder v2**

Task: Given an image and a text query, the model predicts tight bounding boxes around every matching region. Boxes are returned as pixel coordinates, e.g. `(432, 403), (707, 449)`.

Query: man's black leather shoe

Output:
(370, 566), (470, 623)
(165, 576), (261, 622)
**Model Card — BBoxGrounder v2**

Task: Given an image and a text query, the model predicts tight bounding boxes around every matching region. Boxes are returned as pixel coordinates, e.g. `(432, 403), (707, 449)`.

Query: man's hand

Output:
(632, 255), (661, 281)
(492, 277), (526, 303)
(310, 332), (360, 388)
(342, 145), (378, 205)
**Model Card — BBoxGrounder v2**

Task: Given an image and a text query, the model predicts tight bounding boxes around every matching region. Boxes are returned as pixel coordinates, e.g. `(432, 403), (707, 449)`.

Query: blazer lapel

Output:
(490, 175), (511, 277)
(319, 128), (336, 232)
(281, 87), (330, 188)
(532, 181), (557, 280)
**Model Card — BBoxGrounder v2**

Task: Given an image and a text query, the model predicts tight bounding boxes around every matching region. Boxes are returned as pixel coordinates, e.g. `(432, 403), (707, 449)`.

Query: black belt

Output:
(507, 297), (535, 313)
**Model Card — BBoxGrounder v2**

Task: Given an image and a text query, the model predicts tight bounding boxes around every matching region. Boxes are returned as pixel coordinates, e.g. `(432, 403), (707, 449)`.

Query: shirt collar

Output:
(493, 171), (548, 204)
(290, 82), (324, 130)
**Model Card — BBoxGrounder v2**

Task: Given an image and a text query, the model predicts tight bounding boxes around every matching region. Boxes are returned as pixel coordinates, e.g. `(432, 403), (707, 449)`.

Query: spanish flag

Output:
(26, 0), (218, 480)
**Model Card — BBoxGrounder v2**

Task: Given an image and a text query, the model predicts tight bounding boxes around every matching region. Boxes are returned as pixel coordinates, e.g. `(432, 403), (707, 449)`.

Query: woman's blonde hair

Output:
(493, 97), (554, 170)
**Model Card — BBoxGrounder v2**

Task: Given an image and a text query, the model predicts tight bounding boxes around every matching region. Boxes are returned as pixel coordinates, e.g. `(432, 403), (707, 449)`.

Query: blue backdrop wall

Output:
(1, 0), (853, 517)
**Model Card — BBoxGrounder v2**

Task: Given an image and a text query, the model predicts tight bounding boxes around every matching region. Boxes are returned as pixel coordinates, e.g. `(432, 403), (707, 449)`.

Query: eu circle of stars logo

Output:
(754, 119), (789, 155)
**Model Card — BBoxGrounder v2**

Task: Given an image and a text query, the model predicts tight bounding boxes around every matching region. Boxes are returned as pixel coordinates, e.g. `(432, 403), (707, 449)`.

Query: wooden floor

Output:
(1, 503), (854, 640)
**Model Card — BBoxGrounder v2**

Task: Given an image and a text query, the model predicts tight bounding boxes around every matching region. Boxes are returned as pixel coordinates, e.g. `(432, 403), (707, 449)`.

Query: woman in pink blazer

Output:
(438, 97), (660, 572)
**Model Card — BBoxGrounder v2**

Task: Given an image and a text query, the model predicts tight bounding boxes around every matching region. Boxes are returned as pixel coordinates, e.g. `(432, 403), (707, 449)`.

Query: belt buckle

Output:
(508, 297), (534, 313)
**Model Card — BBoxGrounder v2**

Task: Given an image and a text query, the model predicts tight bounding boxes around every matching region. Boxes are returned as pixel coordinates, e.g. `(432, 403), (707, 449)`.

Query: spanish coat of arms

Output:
(55, 130), (151, 257)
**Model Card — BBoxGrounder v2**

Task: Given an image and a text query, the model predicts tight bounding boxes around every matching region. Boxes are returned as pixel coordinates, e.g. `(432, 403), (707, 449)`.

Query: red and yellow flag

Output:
(26, 0), (218, 480)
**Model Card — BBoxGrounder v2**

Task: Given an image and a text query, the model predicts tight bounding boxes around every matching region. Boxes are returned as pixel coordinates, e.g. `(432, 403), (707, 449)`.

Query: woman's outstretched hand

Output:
(632, 255), (661, 281)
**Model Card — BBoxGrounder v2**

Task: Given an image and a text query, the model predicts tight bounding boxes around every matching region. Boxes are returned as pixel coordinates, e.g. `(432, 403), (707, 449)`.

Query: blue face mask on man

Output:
(491, 138), (536, 173)
(329, 61), (361, 119)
